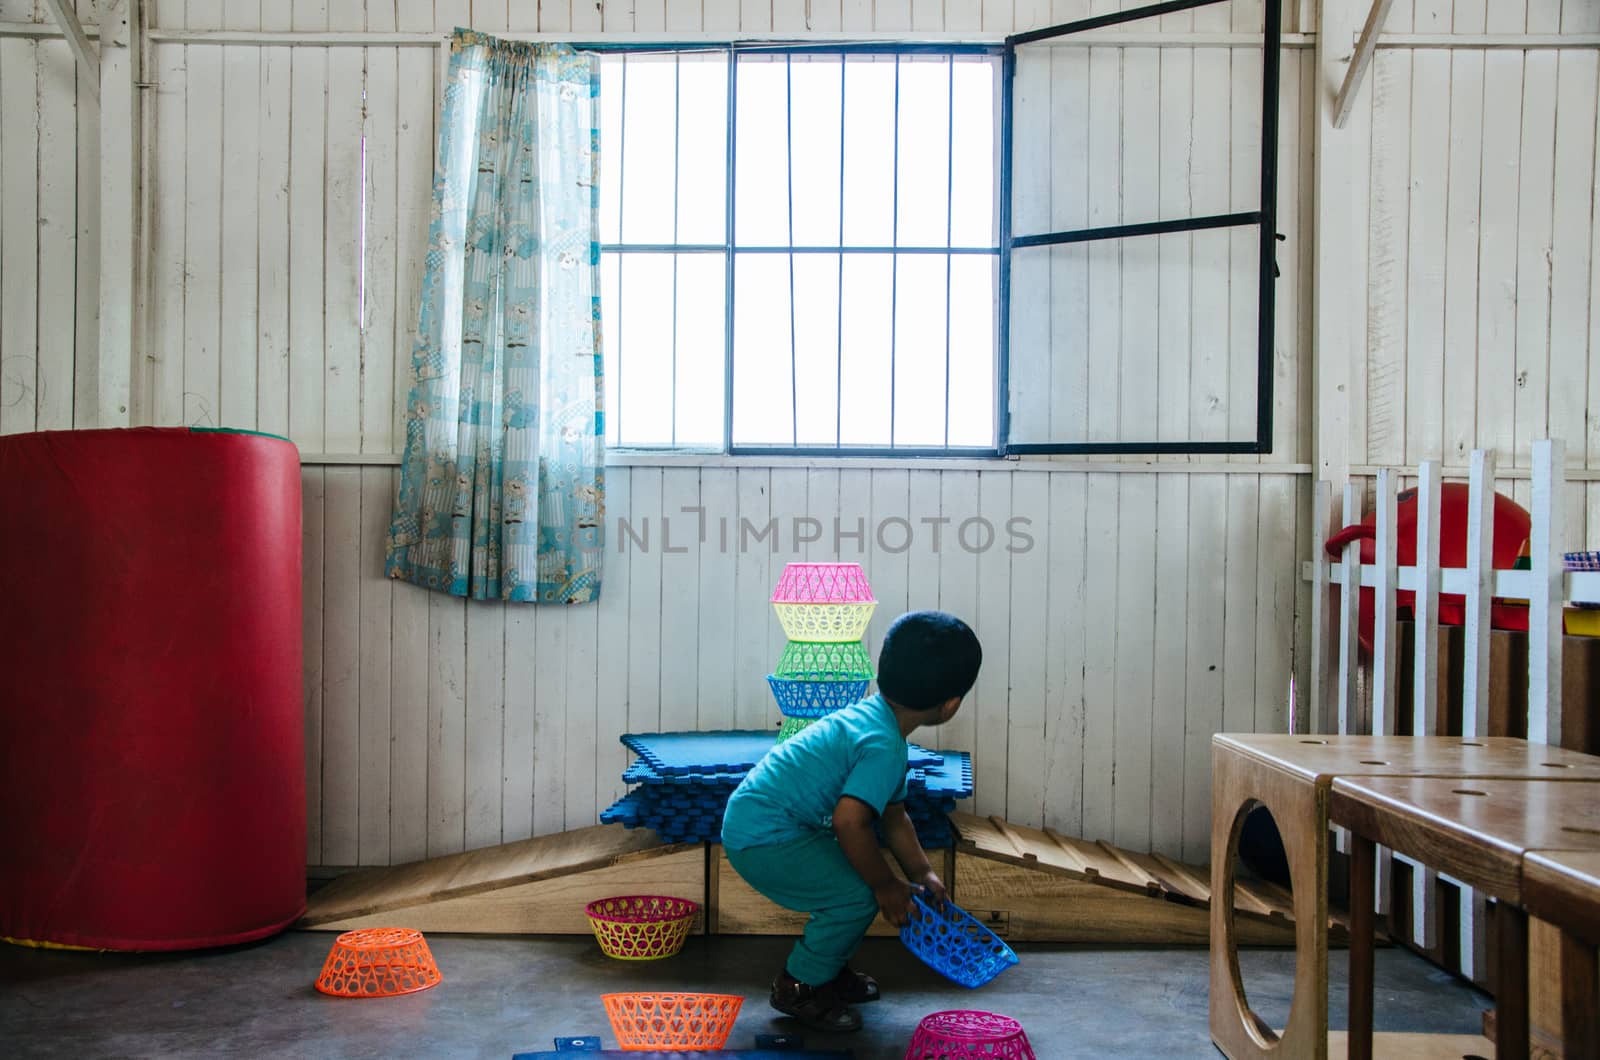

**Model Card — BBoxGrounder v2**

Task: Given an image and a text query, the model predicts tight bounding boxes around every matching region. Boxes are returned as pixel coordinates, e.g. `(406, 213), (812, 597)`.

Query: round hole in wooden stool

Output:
(1451, 789), (1488, 797)
(1359, 760), (1387, 765)
(1540, 762), (1571, 768)
(1299, 739), (1327, 745)
(1460, 740), (1484, 746)
(1226, 800), (1297, 1042)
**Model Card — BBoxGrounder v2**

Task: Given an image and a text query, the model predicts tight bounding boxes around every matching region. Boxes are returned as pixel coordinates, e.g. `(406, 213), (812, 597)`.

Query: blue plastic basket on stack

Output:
(599, 730), (973, 847)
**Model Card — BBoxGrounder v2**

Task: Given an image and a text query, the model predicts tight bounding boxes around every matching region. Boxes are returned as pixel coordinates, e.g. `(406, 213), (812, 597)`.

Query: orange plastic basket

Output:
(585, 895), (699, 961)
(602, 991), (743, 1051)
(314, 927), (442, 998)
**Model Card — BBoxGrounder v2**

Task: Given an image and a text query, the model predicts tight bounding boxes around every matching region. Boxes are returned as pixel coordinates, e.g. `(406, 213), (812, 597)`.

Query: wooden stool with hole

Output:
(1332, 777), (1600, 1060)
(1210, 734), (1600, 1060)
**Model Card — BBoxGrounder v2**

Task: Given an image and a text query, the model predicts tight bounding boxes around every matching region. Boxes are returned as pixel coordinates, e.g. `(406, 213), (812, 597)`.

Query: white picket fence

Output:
(1301, 439), (1600, 979)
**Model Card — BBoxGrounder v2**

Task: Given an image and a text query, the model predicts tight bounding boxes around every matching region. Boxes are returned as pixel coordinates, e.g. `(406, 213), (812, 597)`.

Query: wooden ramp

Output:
(300, 825), (706, 934)
(299, 816), (1332, 946)
(949, 813), (1315, 946)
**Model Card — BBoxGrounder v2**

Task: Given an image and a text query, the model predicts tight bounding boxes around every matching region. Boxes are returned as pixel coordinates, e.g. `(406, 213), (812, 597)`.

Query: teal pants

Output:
(725, 830), (879, 987)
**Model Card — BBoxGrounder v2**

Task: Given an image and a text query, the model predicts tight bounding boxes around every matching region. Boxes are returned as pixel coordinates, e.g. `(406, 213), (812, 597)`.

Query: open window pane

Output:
(599, 58), (624, 244)
(947, 255), (996, 447)
(891, 254), (950, 446)
(731, 254), (795, 444)
(614, 253), (676, 447)
(838, 254), (894, 447)
(793, 254), (843, 445)
(950, 58), (996, 249)
(673, 253), (727, 447)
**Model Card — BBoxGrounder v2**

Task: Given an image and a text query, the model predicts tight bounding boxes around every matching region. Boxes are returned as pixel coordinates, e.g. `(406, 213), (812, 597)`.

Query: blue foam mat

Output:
(620, 730), (939, 776)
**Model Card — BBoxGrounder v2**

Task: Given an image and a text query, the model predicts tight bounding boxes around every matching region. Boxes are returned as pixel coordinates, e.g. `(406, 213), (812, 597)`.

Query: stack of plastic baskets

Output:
(768, 563), (876, 741)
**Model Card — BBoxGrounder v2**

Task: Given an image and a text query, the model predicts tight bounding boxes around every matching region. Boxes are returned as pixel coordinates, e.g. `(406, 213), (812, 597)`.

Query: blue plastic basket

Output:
(766, 676), (870, 719)
(900, 893), (1019, 989)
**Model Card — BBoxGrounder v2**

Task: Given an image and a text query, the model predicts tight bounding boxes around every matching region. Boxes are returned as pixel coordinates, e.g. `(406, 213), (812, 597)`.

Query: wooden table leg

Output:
(1348, 834), (1376, 1060)
(1559, 932), (1598, 1060)
(1495, 903), (1529, 1060)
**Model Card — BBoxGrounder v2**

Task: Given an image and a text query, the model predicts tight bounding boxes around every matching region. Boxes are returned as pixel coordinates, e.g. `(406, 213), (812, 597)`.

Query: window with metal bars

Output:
(598, 46), (1004, 456)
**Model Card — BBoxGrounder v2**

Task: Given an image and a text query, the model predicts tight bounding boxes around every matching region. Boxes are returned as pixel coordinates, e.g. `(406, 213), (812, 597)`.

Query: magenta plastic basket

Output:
(904, 1010), (1036, 1059)
(770, 562), (876, 604)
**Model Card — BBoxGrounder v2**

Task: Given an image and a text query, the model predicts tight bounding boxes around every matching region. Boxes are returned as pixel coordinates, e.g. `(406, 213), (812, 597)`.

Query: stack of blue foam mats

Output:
(599, 731), (972, 848)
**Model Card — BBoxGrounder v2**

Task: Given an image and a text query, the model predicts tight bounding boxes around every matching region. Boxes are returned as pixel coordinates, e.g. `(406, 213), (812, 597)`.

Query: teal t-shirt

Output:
(721, 694), (909, 851)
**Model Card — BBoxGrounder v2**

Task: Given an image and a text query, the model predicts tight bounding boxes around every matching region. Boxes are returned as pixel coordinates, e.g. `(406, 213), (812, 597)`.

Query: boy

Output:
(721, 611), (983, 1033)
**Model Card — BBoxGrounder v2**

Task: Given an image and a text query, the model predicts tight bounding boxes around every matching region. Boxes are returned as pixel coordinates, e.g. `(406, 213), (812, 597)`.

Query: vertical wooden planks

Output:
(363, 39), (398, 455)
(219, 0), (261, 431)
(1189, 43), (1228, 447)
(288, 4), (327, 451)
(1364, 47), (1410, 468)
(1049, 43), (1089, 444)
(1042, 471), (1087, 839)
(148, 42), (187, 427)
(532, 598), (566, 836)
(1308, 479), (1333, 734)
(1254, 475), (1296, 737)
(1081, 473), (1117, 841)
(697, 467), (739, 732)
(1513, 50), (1557, 470)
(1009, 48), (1050, 443)
(1156, 47), (1191, 458)
(1475, 47), (1521, 465)
(1109, 476), (1156, 849)
(257, 43), (292, 438)
(1548, 50), (1596, 471)
(1120, 47), (1158, 455)
(659, 468), (702, 733)
(323, 30), (364, 454)
(1441, 46), (1483, 466)
(1084, 46), (1119, 445)
(302, 468), (326, 864)
(72, 0), (100, 428)
(1337, 483), (1364, 735)
(358, 466), (394, 866)
(1463, 453), (1497, 739)
(594, 467), (632, 810)
(0, 42), (33, 431)
(972, 470), (1012, 817)
(1221, 478), (1259, 749)
(733, 468), (772, 730)
(627, 468), (664, 737)
(466, 599), (507, 848)
(321, 467), (362, 867)
(1226, 41), (1260, 462)
(1403, 50), (1447, 466)
(390, 572), (431, 863)
(867, 469), (910, 664)
(1410, 461), (1440, 948)
(35, 37), (75, 432)
(1006, 472), (1050, 830)
(938, 470), (980, 757)
(428, 592), (468, 857)
(182, 36), (223, 429)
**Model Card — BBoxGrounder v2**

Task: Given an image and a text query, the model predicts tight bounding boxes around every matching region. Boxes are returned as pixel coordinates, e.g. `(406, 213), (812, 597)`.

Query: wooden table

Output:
(1519, 850), (1600, 1058)
(1330, 778), (1600, 1060)
(1210, 735), (1600, 1060)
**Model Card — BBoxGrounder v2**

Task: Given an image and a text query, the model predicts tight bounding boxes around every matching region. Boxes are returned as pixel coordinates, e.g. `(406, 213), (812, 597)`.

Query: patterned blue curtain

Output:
(387, 31), (604, 604)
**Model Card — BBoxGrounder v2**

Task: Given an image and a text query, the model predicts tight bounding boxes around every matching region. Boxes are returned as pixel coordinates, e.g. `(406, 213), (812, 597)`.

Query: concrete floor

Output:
(1, 932), (1489, 1059)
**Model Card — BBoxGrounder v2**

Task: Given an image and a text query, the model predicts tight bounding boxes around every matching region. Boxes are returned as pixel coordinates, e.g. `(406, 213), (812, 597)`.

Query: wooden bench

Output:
(1331, 777), (1600, 1060)
(1522, 850), (1600, 1058)
(1209, 734), (1600, 1060)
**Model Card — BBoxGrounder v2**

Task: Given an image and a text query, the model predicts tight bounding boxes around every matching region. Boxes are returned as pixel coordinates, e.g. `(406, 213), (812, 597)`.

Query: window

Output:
(598, 47), (1003, 455)
(1000, 0), (1282, 454)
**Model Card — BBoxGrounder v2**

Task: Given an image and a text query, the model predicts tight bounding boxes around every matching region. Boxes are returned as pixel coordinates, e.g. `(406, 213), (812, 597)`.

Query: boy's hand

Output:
(873, 879), (918, 927)
(914, 870), (948, 909)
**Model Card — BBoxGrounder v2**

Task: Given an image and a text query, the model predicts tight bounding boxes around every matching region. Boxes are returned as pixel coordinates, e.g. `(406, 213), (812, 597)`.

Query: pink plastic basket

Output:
(770, 562), (876, 604)
(904, 1010), (1036, 1059)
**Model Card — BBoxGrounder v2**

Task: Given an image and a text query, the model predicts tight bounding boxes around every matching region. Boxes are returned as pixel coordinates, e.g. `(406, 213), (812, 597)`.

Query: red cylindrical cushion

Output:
(0, 427), (304, 950)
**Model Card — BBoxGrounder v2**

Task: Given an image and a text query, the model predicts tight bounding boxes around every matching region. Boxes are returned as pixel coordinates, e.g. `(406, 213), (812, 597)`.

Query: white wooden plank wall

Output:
(11, 0), (1592, 868)
(296, 463), (1302, 865)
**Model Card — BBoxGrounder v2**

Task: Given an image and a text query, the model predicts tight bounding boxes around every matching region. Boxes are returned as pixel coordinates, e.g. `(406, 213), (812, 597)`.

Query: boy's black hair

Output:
(876, 610), (982, 713)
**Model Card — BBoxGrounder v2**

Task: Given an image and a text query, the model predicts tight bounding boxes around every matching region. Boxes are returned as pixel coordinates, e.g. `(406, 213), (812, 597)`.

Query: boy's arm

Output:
(832, 796), (918, 927)
(880, 802), (948, 905)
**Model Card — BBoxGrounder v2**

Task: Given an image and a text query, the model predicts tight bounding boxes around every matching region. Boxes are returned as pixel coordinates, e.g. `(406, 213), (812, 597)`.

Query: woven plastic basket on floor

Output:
(905, 1010), (1037, 1059)
(777, 715), (815, 742)
(774, 639), (875, 681)
(314, 927), (442, 998)
(771, 562), (876, 604)
(767, 675), (870, 718)
(900, 894), (1019, 989)
(601, 991), (743, 1051)
(773, 601), (876, 643)
(585, 895), (699, 961)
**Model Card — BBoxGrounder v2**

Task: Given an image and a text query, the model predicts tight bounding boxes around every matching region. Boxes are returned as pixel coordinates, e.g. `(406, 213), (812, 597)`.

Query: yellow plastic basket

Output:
(772, 601), (876, 643)
(585, 896), (699, 961)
